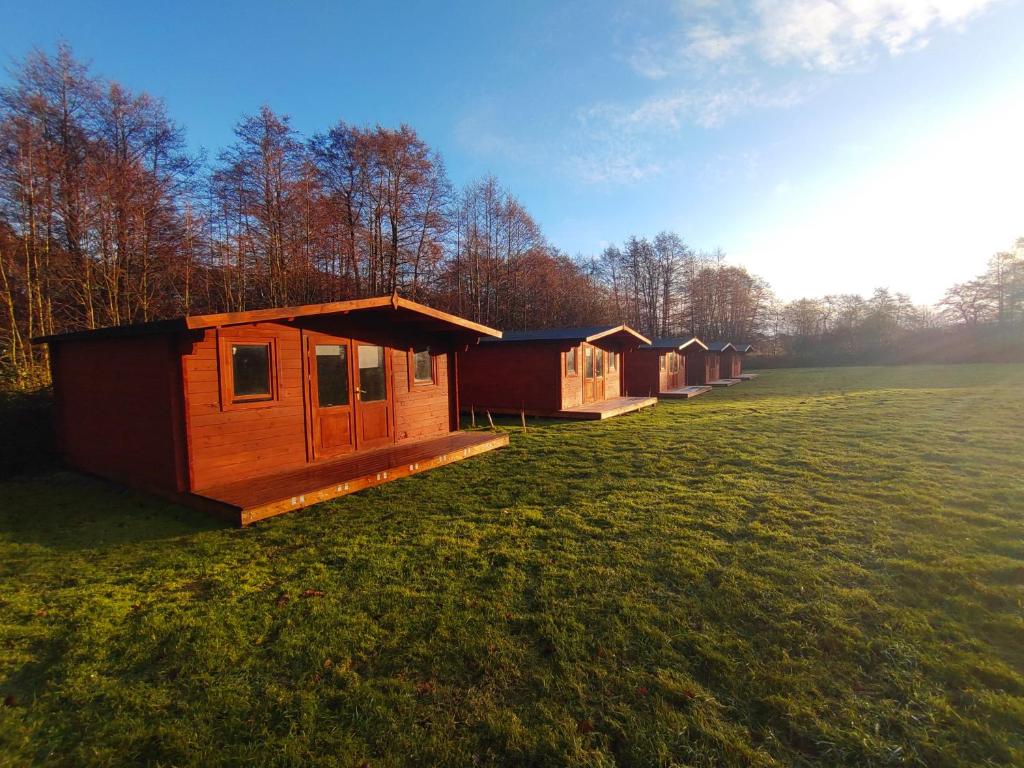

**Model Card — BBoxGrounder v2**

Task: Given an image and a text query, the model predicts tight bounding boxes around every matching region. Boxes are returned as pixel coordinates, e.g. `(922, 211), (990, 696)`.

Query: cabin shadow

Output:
(0, 471), (222, 552)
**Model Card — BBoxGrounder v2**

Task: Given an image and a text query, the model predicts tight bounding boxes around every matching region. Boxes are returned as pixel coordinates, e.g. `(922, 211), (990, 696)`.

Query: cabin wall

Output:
(392, 345), (451, 443)
(721, 351), (739, 378)
(458, 342), (562, 415)
(560, 344), (582, 410)
(49, 335), (186, 492)
(685, 350), (714, 385)
(184, 320), (456, 491)
(184, 322), (308, 491)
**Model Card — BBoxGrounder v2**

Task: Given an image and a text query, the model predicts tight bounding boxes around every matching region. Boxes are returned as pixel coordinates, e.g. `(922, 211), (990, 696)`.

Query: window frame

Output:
(217, 329), (281, 411)
(608, 350), (617, 372)
(659, 353), (667, 372)
(408, 344), (437, 388)
(565, 346), (578, 377)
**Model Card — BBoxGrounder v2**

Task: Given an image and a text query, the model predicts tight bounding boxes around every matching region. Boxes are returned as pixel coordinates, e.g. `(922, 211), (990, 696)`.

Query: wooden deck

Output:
(556, 395), (657, 420)
(737, 373), (759, 380)
(660, 385), (712, 399)
(193, 431), (510, 525)
(708, 378), (742, 387)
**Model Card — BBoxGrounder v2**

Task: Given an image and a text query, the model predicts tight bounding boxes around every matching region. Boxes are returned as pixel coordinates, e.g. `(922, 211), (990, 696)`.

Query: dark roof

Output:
(733, 343), (754, 353)
(639, 335), (707, 351)
(707, 341), (735, 352)
(483, 324), (650, 345)
(33, 295), (502, 344)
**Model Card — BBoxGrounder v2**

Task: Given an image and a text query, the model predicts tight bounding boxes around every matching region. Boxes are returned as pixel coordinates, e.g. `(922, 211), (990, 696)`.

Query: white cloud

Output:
(686, 0), (1003, 72)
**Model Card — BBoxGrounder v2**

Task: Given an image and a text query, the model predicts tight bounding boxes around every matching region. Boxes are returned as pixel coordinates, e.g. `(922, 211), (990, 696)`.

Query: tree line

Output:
(764, 239), (1024, 366)
(0, 46), (1020, 389)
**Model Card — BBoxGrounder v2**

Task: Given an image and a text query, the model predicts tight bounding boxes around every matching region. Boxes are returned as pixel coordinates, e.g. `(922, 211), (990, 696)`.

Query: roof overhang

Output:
(34, 295), (502, 344)
(584, 325), (651, 346)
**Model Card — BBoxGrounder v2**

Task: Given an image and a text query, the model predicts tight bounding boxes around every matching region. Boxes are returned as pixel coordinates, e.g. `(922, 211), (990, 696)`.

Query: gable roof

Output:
(483, 324), (651, 346)
(707, 341), (736, 352)
(639, 334), (707, 351)
(733, 343), (754, 353)
(33, 295), (501, 344)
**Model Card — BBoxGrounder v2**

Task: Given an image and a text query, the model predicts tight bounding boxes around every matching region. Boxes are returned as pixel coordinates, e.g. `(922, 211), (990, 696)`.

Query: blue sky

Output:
(2, 0), (1022, 303)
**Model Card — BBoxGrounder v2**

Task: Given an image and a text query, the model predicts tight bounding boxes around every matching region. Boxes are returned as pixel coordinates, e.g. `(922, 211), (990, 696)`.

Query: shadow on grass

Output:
(0, 472), (222, 551)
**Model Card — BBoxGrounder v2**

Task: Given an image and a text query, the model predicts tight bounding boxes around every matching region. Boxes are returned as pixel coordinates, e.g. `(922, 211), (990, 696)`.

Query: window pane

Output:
(566, 348), (577, 375)
(595, 349), (604, 376)
(608, 352), (616, 371)
(316, 344), (349, 407)
(232, 344), (270, 398)
(412, 346), (432, 383)
(358, 345), (387, 402)
(585, 346), (594, 377)
(659, 354), (666, 371)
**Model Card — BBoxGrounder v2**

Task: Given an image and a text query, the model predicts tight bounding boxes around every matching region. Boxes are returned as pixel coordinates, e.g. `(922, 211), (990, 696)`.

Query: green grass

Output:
(1, 365), (1023, 767)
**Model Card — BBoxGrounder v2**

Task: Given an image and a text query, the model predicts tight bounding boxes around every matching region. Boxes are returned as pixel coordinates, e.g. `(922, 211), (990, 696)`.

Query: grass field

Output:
(1, 365), (1023, 767)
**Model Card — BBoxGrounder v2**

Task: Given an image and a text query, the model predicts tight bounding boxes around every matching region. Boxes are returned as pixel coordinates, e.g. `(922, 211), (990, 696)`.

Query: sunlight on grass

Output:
(1, 365), (1022, 766)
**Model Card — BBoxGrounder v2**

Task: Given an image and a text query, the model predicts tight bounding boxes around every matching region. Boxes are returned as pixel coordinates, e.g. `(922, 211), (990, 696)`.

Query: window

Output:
(670, 353), (678, 373)
(585, 346), (594, 377)
(566, 347), (578, 376)
(232, 343), (271, 399)
(218, 333), (280, 410)
(316, 344), (349, 407)
(608, 351), (617, 372)
(410, 345), (434, 386)
(595, 349), (604, 377)
(358, 344), (387, 402)
(659, 354), (666, 371)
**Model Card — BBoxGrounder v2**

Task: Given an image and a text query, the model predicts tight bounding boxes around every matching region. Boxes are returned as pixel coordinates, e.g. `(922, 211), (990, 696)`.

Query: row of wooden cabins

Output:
(35, 295), (754, 525)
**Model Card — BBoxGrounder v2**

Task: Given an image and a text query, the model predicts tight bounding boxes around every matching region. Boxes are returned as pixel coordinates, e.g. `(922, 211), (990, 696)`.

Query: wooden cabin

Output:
(34, 296), (509, 525)
(719, 344), (741, 378)
(705, 342), (741, 386)
(732, 344), (757, 379)
(685, 345), (718, 385)
(458, 325), (657, 420)
(624, 335), (711, 399)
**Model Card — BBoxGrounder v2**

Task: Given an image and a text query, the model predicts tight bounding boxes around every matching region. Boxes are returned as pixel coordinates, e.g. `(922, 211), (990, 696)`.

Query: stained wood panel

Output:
(50, 335), (186, 492)
(184, 322), (309, 490)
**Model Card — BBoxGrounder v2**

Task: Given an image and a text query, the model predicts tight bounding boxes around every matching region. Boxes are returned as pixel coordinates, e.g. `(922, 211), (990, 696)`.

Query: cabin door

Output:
(353, 342), (394, 450)
(582, 344), (605, 404)
(307, 334), (355, 459)
(667, 352), (680, 389)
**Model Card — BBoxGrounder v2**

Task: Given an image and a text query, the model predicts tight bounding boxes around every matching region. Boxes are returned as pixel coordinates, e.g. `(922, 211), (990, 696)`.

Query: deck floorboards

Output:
(708, 378), (742, 387)
(660, 385), (712, 399)
(556, 396), (657, 420)
(194, 431), (509, 524)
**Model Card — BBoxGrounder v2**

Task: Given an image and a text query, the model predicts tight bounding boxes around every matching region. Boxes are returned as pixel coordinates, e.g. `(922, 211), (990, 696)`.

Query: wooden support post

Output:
(520, 407), (527, 432)
(471, 405), (476, 428)
(486, 410), (495, 430)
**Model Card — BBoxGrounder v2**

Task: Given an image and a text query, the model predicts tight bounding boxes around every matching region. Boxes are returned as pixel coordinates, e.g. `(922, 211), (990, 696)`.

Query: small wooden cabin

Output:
(685, 344), (720, 385)
(732, 344), (757, 379)
(624, 335), (711, 399)
(705, 342), (741, 386)
(458, 325), (657, 419)
(719, 344), (741, 378)
(35, 295), (509, 525)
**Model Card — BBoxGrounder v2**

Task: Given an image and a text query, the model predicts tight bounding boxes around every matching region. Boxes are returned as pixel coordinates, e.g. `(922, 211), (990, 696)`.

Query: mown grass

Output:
(1, 365), (1022, 767)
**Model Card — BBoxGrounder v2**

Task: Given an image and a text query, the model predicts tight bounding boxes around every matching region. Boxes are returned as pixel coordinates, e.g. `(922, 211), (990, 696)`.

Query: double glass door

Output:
(307, 333), (393, 459)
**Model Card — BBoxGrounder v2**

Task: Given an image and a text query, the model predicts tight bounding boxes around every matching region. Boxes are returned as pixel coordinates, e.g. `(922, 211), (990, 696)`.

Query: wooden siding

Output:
(184, 320), (457, 491)
(184, 322), (308, 491)
(684, 349), (716, 385)
(623, 348), (660, 397)
(458, 342), (562, 415)
(392, 345), (451, 444)
(50, 335), (186, 492)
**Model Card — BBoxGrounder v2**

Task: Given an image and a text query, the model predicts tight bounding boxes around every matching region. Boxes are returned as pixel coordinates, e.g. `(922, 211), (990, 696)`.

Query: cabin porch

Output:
(708, 378), (741, 387)
(556, 395), (657, 420)
(737, 373), (759, 380)
(193, 430), (509, 525)
(660, 385), (712, 399)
